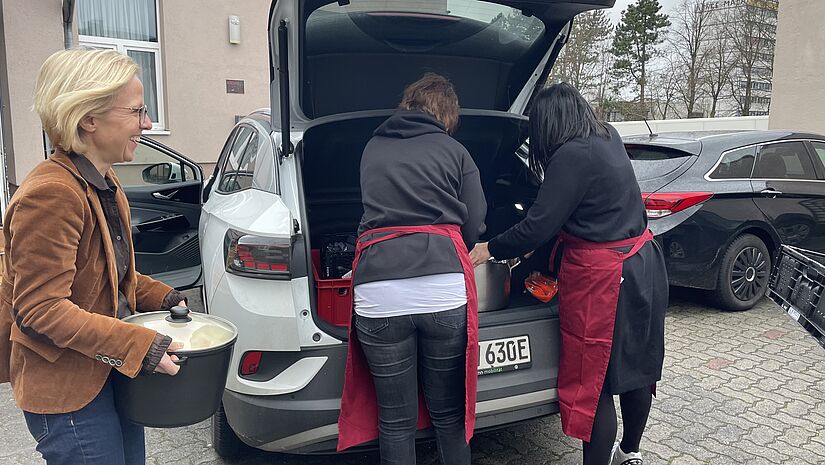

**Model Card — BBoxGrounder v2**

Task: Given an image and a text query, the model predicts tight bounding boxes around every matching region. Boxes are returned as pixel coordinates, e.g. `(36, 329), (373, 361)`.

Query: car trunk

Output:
(270, 0), (616, 129)
(272, 0), (617, 335)
(297, 111), (557, 332)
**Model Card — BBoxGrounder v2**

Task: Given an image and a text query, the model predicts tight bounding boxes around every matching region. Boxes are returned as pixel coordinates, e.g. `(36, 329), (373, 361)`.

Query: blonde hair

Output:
(33, 48), (138, 154)
(399, 72), (460, 134)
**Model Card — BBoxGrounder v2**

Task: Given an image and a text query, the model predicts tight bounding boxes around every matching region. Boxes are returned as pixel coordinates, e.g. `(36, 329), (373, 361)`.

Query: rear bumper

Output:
(223, 304), (560, 454)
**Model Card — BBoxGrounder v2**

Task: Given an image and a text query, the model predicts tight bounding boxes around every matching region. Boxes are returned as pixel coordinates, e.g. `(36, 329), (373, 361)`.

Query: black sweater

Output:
(354, 110), (487, 285)
(488, 127), (646, 259)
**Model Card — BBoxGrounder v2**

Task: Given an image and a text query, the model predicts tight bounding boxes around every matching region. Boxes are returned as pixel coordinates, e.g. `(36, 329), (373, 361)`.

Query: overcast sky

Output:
(607, 0), (680, 24)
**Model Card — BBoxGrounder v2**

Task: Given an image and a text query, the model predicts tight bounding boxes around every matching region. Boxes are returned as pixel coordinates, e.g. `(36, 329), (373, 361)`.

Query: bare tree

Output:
(592, 36), (617, 120)
(703, 23), (737, 117)
(669, 0), (712, 118)
(549, 10), (613, 97)
(723, 1), (778, 116)
(648, 60), (681, 119)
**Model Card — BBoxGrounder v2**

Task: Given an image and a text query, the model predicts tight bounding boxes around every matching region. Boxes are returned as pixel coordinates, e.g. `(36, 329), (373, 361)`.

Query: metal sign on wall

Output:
(226, 79), (245, 94)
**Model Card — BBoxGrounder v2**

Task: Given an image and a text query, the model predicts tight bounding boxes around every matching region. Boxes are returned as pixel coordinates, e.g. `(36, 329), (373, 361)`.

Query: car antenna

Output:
(643, 118), (657, 139)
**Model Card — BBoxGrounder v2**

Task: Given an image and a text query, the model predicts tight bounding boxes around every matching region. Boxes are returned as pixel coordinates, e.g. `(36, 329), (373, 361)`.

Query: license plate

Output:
(478, 335), (531, 376)
(787, 306), (802, 322)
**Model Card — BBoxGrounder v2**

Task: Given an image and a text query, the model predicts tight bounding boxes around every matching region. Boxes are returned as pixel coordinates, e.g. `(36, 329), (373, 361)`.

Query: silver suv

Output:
(194, 0), (614, 457)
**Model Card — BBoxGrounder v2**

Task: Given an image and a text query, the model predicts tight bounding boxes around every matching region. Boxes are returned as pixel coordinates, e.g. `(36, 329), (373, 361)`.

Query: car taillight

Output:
(240, 351), (262, 376)
(642, 192), (713, 219)
(225, 229), (292, 279)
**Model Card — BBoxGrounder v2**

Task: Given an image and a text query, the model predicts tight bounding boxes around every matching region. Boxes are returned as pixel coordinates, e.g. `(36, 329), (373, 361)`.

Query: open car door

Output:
(112, 137), (203, 289)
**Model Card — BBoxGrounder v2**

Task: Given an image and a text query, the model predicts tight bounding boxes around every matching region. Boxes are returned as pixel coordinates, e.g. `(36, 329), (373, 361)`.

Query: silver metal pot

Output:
(474, 258), (520, 312)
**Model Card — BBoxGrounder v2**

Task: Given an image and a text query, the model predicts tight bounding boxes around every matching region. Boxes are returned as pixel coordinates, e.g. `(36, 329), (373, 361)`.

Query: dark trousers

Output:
(355, 305), (470, 465)
(23, 377), (145, 465)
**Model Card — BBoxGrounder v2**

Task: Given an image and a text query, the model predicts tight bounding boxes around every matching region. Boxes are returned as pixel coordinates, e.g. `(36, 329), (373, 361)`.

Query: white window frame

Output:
(78, 3), (166, 133)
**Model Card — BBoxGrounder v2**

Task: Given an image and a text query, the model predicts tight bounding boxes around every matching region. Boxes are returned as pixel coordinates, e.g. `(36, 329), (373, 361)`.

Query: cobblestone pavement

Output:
(2, 289), (824, 465)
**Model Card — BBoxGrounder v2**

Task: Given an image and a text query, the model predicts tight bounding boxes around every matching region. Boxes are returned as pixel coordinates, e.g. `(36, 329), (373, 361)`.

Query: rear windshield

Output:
(625, 145), (694, 181)
(311, 0), (546, 44)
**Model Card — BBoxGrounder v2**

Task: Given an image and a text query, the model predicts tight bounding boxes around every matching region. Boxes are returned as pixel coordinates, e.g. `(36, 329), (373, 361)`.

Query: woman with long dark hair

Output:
(471, 82), (668, 465)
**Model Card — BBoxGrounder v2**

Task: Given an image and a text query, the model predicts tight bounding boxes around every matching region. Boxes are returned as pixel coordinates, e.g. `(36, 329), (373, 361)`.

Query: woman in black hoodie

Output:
(336, 73), (486, 464)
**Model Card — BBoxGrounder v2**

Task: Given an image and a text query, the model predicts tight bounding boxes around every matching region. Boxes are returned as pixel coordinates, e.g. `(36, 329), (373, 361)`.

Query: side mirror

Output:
(142, 162), (181, 184)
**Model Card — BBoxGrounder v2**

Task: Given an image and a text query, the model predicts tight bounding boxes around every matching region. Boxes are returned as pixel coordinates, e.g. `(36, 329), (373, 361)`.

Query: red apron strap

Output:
(560, 229), (654, 255)
(548, 237), (562, 274)
(625, 229), (654, 259)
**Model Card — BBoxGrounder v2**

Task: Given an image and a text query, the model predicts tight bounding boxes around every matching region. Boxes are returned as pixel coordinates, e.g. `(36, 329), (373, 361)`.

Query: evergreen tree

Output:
(610, 0), (670, 117)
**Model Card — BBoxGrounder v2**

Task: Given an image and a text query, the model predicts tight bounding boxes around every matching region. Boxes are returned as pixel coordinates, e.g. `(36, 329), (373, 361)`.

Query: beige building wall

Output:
(0, 0), (270, 188)
(0, 1), (65, 187)
(769, 0), (825, 133)
(154, 0), (271, 173)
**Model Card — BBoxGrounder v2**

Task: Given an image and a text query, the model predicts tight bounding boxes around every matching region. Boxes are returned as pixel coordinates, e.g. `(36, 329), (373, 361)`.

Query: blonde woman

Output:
(0, 49), (187, 465)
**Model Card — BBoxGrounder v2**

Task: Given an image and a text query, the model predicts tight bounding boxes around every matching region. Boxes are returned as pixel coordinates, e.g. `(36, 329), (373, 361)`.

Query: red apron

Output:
(551, 228), (654, 442)
(336, 224), (479, 451)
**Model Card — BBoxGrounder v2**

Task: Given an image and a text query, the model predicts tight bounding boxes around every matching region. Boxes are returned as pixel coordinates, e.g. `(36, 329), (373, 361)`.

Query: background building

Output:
(769, 0), (825, 133)
(0, 0), (270, 207)
(700, 0), (779, 117)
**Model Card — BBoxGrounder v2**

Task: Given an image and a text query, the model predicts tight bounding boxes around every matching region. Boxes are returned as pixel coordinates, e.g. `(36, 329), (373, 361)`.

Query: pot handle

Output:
(172, 355), (189, 366)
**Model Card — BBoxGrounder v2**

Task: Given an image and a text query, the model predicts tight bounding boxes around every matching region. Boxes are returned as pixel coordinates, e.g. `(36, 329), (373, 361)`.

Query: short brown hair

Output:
(399, 73), (460, 134)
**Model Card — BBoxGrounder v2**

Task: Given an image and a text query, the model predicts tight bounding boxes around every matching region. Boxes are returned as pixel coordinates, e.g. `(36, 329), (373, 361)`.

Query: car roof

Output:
(623, 129), (825, 156)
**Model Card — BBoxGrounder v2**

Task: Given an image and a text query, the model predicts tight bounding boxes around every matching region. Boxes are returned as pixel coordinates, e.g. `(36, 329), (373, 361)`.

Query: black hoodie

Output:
(353, 110), (486, 286)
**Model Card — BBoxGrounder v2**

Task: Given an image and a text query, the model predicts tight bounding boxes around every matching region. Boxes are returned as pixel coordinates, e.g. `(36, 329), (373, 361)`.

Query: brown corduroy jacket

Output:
(0, 150), (174, 414)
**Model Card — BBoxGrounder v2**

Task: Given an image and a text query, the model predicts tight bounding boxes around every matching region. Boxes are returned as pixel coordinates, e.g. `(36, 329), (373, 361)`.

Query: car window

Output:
(753, 141), (817, 180)
(114, 141), (197, 186)
(625, 145), (693, 181)
(708, 146), (756, 179)
(250, 130), (279, 194)
(809, 141), (825, 172)
(217, 126), (256, 193)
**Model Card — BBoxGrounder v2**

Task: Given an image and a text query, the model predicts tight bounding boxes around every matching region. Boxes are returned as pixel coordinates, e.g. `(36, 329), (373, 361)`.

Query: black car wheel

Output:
(212, 401), (249, 458)
(713, 234), (771, 311)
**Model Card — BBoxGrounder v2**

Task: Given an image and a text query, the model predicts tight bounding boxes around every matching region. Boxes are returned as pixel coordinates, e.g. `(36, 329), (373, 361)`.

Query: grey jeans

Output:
(355, 305), (470, 465)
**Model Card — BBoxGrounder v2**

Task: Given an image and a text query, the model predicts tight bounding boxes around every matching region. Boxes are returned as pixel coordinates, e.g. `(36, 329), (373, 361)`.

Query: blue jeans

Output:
(355, 305), (470, 465)
(23, 377), (145, 465)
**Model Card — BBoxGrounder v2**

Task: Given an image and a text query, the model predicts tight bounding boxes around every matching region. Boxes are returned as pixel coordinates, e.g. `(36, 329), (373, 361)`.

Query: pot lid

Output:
(123, 307), (238, 352)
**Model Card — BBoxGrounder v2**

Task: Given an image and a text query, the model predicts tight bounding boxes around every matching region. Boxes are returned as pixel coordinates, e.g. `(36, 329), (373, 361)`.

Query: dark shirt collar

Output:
(68, 152), (115, 192)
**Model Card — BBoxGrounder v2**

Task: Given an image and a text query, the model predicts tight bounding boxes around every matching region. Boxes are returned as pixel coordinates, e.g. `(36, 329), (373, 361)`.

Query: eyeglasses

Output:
(116, 105), (150, 124)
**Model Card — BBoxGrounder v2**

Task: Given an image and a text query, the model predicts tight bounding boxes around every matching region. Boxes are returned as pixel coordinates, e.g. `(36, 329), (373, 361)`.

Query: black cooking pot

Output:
(113, 306), (238, 428)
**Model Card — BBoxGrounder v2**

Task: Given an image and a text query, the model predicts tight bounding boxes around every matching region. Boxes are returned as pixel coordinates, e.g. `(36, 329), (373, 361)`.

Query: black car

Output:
(624, 130), (825, 311)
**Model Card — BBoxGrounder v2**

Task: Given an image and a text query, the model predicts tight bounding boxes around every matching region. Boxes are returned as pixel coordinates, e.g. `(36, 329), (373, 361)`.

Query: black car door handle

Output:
(133, 213), (187, 232)
(760, 188), (783, 196)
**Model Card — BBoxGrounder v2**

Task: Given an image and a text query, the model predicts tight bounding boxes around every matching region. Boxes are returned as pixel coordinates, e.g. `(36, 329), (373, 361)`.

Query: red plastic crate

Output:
(311, 249), (352, 326)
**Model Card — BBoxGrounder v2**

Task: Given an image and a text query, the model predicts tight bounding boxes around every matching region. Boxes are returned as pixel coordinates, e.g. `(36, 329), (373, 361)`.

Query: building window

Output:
(744, 81), (773, 92)
(77, 0), (165, 130)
